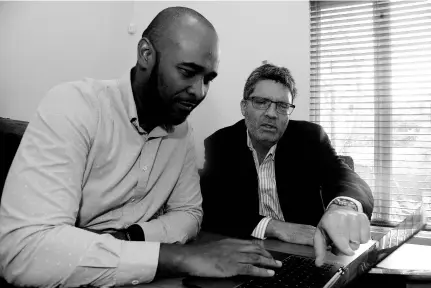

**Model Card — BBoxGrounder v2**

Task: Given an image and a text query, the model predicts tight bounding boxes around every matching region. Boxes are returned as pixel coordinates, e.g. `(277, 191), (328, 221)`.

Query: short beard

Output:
(141, 55), (175, 133)
(244, 112), (282, 147)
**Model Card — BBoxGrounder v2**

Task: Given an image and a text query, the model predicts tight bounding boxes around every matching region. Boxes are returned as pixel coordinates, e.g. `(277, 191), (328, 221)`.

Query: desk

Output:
(132, 229), (431, 288)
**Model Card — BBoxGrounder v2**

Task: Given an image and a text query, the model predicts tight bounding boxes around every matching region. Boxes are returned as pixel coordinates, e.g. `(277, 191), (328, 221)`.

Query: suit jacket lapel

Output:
(234, 120), (260, 212)
(275, 122), (296, 221)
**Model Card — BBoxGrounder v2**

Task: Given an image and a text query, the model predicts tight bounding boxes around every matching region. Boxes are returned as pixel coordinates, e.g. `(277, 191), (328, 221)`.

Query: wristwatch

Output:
(329, 198), (358, 212)
(125, 224), (146, 241)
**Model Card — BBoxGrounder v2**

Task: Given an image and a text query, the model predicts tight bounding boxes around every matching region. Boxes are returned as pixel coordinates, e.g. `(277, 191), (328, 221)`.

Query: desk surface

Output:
(130, 229), (431, 288)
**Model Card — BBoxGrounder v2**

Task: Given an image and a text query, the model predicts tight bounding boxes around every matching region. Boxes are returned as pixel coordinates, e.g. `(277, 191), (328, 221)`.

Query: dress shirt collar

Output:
(246, 129), (277, 159)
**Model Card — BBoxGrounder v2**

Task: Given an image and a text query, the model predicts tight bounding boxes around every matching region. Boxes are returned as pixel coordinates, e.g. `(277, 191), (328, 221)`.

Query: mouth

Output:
(261, 124), (277, 131)
(176, 100), (197, 111)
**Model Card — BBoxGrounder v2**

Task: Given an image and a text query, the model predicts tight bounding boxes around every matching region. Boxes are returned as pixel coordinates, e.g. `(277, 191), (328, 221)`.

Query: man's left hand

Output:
(314, 205), (370, 266)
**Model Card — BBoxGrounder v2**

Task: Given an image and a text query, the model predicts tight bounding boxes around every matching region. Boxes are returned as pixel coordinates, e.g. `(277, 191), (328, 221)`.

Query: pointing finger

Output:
(314, 227), (327, 267)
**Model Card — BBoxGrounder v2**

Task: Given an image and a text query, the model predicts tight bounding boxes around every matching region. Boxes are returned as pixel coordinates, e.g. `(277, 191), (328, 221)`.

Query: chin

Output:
(169, 114), (188, 126)
(258, 132), (280, 143)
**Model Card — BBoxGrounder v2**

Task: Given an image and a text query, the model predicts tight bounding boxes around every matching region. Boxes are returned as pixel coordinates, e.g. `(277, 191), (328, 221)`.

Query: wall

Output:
(0, 1), (310, 165)
(0, 1), (134, 119)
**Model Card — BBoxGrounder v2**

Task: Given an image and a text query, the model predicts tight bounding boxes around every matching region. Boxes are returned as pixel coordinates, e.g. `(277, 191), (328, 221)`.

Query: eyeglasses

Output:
(247, 96), (295, 115)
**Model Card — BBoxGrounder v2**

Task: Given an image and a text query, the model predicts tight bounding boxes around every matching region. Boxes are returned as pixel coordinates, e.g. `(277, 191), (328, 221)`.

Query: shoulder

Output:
(285, 120), (325, 138)
(287, 120), (323, 133)
(38, 78), (108, 117)
(34, 78), (112, 138)
(205, 119), (245, 146)
(278, 120), (328, 148)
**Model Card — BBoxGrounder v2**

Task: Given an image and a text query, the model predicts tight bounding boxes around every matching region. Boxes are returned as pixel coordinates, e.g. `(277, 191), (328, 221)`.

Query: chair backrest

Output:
(339, 155), (354, 171)
(0, 117), (29, 198)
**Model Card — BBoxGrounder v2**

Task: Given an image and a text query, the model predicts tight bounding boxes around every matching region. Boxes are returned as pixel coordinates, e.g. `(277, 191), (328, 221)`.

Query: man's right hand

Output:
(157, 239), (282, 278)
(265, 219), (316, 246)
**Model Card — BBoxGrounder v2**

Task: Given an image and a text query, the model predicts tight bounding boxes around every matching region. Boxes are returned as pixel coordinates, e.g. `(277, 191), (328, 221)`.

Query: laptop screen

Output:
(372, 206), (425, 264)
(355, 206), (425, 274)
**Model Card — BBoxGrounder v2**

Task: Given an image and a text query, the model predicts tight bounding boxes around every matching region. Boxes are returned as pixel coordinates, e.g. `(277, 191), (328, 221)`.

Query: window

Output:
(310, 0), (431, 227)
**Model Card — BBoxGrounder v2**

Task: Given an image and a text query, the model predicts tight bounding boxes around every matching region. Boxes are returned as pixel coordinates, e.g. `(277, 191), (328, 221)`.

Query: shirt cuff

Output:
(327, 196), (363, 213)
(115, 241), (160, 286)
(251, 217), (272, 240)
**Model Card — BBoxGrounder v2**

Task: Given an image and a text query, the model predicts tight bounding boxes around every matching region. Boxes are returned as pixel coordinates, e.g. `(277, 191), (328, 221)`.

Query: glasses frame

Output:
(246, 96), (295, 115)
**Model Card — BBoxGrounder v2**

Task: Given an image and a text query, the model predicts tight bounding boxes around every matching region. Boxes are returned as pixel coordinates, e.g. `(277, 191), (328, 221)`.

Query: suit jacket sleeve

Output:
(317, 125), (374, 219)
(200, 134), (265, 238)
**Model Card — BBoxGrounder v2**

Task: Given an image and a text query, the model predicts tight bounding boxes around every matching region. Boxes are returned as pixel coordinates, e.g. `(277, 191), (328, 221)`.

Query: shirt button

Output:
(131, 280), (139, 285)
(143, 166), (147, 171)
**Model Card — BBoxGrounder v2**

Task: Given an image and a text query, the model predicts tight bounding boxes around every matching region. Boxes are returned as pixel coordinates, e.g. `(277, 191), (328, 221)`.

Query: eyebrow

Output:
(252, 95), (290, 104)
(181, 62), (218, 79)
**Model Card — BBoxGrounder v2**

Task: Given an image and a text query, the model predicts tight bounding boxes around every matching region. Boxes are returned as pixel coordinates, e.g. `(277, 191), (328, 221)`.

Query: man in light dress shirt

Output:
(0, 7), (282, 287)
(201, 63), (374, 266)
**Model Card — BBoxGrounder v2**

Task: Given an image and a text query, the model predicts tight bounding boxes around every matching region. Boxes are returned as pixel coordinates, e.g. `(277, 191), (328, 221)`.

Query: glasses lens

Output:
(276, 103), (288, 115)
(250, 97), (294, 115)
(252, 97), (270, 109)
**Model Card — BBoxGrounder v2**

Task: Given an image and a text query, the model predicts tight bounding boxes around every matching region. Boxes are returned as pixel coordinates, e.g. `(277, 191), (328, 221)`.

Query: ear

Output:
(240, 100), (247, 117)
(137, 37), (156, 70)
(288, 91), (294, 105)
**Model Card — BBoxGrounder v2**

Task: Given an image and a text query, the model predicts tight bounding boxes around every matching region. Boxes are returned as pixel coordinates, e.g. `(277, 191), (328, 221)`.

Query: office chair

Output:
(339, 155), (354, 171)
(0, 117), (29, 201)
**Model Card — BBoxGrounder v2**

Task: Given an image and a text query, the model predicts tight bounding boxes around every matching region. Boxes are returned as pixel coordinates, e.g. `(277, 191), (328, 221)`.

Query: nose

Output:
(187, 77), (208, 101)
(265, 102), (278, 118)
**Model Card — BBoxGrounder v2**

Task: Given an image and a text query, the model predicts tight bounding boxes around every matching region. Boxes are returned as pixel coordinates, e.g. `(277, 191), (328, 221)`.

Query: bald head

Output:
(133, 6), (219, 131)
(142, 6), (216, 50)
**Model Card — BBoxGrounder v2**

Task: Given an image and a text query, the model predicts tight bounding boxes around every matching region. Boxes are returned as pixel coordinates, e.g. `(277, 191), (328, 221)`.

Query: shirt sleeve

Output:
(0, 84), (159, 287)
(138, 123), (203, 244)
(251, 217), (272, 240)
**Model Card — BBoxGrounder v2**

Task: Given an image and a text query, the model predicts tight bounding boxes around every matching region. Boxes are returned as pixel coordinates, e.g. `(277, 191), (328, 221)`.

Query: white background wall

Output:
(0, 1), (310, 164)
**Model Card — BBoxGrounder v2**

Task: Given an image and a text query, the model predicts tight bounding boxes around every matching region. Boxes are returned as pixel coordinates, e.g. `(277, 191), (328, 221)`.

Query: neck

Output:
(250, 135), (274, 163)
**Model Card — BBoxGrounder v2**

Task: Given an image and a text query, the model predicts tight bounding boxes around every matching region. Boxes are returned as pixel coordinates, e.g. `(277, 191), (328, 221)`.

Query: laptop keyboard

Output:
(238, 255), (335, 288)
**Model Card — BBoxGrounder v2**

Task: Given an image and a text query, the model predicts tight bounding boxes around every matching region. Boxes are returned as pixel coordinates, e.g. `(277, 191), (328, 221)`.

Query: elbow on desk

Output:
(0, 228), (68, 288)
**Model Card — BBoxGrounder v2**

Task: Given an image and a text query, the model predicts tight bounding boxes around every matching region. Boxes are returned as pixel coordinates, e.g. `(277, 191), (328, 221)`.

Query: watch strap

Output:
(329, 198), (359, 212)
(125, 224), (145, 241)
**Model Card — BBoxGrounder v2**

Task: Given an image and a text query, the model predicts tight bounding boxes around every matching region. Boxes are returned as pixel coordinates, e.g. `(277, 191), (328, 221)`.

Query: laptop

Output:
(183, 206), (426, 288)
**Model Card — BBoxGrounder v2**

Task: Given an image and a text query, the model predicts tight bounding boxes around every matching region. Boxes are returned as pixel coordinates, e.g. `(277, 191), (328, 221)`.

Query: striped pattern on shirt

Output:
(247, 131), (285, 239)
(246, 131), (363, 240)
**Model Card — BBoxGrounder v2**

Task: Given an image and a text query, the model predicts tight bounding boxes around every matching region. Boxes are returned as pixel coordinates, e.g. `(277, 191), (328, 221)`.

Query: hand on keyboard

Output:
(175, 238), (282, 278)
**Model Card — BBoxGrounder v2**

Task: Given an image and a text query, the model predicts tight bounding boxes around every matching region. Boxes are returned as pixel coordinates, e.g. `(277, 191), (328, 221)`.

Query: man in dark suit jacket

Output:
(200, 63), (374, 266)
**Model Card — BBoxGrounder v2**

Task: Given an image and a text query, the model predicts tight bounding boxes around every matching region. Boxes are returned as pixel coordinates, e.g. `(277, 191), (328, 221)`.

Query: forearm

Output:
(265, 219), (289, 238)
(138, 208), (202, 244)
(318, 128), (374, 218)
(0, 225), (159, 287)
(324, 175), (374, 218)
(342, 176), (374, 217)
(265, 219), (315, 246)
